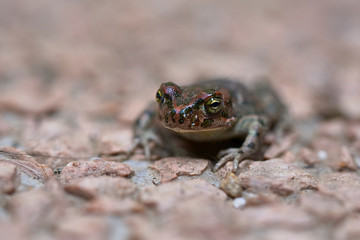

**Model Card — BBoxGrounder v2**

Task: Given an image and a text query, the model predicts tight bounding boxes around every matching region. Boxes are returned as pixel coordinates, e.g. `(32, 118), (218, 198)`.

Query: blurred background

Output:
(0, 0), (360, 146)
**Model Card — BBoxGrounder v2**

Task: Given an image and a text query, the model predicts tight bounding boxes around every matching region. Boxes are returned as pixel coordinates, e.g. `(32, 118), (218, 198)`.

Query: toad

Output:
(131, 78), (287, 172)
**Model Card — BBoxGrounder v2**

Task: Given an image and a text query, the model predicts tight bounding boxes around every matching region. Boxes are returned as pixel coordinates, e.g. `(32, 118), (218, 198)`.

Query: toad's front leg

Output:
(213, 115), (268, 172)
(128, 103), (162, 159)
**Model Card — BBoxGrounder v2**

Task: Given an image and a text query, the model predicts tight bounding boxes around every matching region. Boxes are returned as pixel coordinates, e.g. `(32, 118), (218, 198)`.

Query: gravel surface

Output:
(1, 0), (360, 239)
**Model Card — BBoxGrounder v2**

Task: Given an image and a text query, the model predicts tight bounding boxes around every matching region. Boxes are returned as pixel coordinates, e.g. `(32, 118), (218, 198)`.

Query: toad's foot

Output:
(213, 116), (267, 172)
(127, 130), (162, 160)
(213, 148), (251, 173)
(217, 148), (239, 158)
(129, 103), (161, 159)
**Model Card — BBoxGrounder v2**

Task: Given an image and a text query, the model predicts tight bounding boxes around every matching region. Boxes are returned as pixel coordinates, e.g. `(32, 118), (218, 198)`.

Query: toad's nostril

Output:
(191, 115), (199, 126)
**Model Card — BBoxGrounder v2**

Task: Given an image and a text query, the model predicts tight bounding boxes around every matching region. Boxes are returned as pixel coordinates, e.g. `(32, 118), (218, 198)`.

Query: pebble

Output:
(233, 197), (247, 209)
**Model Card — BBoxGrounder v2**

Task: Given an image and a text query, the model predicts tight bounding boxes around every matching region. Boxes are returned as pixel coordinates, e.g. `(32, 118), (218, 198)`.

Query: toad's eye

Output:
(156, 90), (164, 104)
(156, 90), (171, 105)
(204, 97), (223, 114)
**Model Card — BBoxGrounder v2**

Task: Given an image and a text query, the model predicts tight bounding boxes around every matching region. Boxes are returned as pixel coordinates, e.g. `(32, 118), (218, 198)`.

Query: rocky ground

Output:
(1, 0), (360, 239)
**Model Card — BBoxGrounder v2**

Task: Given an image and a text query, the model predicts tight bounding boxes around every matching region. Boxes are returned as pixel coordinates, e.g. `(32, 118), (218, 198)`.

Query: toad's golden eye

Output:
(156, 90), (164, 104)
(204, 97), (222, 114)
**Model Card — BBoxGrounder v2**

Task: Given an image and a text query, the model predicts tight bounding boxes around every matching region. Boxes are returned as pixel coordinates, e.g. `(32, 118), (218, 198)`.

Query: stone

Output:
(7, 187), (67, 229)
(0, 147), (54, 182)
(305, 137), (358, 170)
(239, 203), (316, 230)
(97, 128), (133, 156)
(318, 172), (360, 211)
(220, 172), (243, 198)
(299, 192), (346, 221)
(334, 214), (360, 240)
(139, 179), (227, 213)
(84, 197), (144, 215)
(55, 215), (110, 240)
(239, 158), (317, 196)
(233, 197), (246, 209)
(60, 158), (133, 184)
(241, 191), (279, 206)
(64, 176), (137, 199)
(151, 157), (209, 182)
(0, 221), (28, 240)
(264, 133), (297, 159)
(0, 161), (19, 194)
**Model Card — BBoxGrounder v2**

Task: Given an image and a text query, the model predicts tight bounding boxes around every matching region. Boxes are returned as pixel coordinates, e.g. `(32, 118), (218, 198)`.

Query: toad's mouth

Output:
(160, 121), (232, 133)
(159, 121), (235, 141)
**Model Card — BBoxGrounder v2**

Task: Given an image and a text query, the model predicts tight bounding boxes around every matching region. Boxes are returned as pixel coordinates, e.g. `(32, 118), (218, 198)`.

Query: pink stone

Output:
(151, 157), (209, 182)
